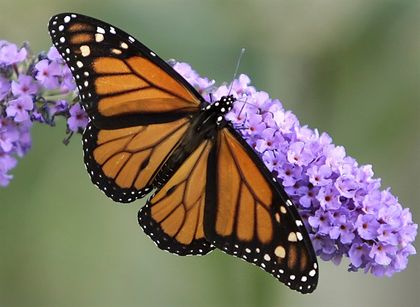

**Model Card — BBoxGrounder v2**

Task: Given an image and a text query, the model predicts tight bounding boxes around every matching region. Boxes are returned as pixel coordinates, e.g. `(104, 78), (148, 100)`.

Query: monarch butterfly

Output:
(48, 13), (318, 293)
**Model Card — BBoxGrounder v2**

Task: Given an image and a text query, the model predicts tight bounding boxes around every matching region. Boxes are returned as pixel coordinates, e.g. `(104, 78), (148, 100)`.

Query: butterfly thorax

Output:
(202, 95), (235, 127)
(154, 95), (235, 188)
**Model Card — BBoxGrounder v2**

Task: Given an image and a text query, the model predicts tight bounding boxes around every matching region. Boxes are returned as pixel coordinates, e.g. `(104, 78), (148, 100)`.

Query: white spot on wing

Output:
(274, 246), (286, 258)
(80, 45), (90, 57)
(288, 232), (297, 242)
(95, 33), (104, 42)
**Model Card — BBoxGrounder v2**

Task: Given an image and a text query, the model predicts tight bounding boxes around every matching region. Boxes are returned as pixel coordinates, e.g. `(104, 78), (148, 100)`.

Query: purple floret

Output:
(67, 103), (88, 132)
(11, 75), (38, 97)
(0, 41), (27, 66)
(6, 95), (33, 122)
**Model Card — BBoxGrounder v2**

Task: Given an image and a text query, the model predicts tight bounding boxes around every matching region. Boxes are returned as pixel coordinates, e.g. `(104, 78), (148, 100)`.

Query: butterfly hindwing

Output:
(48, 13), (203, 129)
(83, 117), (191, 203)
(138, 140), (215, 255)
(204, 127), (318, 293)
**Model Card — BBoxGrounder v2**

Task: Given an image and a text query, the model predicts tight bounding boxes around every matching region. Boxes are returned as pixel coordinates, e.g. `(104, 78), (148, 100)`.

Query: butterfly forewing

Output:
(48, 13), (203, 129)
(138, 140), (215, 255)
(205, 127), (318, 293)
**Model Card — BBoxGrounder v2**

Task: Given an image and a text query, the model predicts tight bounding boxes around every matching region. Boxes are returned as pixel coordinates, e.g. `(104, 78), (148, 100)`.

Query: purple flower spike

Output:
(172, 61), (417, 277)
(0, 42), (77, 188)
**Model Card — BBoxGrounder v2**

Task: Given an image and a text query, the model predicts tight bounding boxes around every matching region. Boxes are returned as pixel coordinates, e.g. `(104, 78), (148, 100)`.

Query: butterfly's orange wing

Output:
(83, 118), (191, 202)
(138, 140), (214, 255)
(49, 13), (203, 129)
(204, 127), (318, 293)
(49, 13), (205, 201)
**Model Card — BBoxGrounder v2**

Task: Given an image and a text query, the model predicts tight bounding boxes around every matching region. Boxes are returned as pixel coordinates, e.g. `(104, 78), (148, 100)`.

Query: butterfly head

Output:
(210, 95), (235, 126)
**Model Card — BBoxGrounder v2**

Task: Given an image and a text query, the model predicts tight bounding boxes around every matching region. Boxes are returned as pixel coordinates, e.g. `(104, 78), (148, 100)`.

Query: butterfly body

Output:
(49, 13), (318, 293)
(152, 95), (235, 188)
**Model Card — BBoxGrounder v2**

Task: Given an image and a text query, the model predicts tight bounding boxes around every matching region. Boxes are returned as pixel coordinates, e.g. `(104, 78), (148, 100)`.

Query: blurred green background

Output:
(1, 1), (419, 307)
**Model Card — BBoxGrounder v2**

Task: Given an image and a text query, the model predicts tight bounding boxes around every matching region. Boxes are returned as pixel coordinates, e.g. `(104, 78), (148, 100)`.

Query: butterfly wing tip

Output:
(48, 13), (82, 29)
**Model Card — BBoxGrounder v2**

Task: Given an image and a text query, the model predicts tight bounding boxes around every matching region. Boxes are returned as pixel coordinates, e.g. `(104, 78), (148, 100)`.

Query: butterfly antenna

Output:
(238, 95), (248, 119)
(228, 48), (246, 95)
(235, 96), (260, 111)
